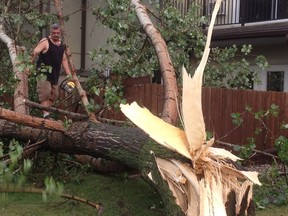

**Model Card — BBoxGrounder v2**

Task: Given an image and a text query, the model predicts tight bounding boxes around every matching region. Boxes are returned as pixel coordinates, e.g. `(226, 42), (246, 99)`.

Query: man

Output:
(32, 23), (72, 119)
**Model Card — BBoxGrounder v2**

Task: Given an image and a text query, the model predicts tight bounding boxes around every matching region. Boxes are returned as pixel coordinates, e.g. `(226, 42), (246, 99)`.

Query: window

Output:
(240, 0), (288, 23)
(240, 0), (272, 23)
(277, 0), (288, 19)
(208, 0), (226, 15)
(267, 71), (284, 92)
(251, 65), (288, 92)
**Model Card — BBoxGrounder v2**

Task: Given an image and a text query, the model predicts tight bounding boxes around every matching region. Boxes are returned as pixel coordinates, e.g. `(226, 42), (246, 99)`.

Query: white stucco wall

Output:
(213, 35), (288, 92)
(62, 0), (82, 69)
(49, 0), (114, 70)
(85, 0), (114, 70)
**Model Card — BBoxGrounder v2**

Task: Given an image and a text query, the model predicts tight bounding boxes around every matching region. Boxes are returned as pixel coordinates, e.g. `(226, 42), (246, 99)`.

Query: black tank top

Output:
(37, 37), (65, 85)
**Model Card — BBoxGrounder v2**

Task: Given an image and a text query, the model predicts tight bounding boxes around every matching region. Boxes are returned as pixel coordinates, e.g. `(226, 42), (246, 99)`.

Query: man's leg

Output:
(37, 80), (52, 118)
(50, 84), (59, 106)
(41, 100), (50, 118)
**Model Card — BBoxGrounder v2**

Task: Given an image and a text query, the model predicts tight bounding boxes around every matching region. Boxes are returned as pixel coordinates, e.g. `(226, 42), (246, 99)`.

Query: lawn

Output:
(256, 206), (288, 216)
(1, 171), (287, 216)
(0, 172), (165, 216)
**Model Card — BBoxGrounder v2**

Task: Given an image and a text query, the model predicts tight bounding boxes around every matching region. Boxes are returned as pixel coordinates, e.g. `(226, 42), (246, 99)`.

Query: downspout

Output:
(81, 0), (87, 71)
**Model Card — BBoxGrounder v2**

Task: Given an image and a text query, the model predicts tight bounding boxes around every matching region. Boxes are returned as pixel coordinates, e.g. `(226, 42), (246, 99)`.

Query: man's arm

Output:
(62, 53), (71, 76)
(31, 38), (48, 63)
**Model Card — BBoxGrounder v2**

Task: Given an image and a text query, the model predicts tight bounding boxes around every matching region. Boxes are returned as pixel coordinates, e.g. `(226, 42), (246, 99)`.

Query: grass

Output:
(256, 206), (288, 216)
(0, 172), (165, 216)
(1, 169), (288, 216)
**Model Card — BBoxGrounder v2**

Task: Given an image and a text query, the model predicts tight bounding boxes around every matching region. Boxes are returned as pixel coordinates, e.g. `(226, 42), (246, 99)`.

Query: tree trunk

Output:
(0, 116), (185, 215)
(0, 111), (255, 215)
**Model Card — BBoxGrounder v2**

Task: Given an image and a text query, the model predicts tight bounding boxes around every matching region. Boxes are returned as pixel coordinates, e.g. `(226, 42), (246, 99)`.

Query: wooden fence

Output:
(100, 85), (288, 151)
(202, 88), (288, 151)
(2, 83), (288, 151)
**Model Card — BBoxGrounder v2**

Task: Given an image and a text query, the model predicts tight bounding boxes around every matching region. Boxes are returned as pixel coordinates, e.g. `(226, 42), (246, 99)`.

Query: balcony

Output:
(198, 0), (288, 40)
(169, 0), (288, 39)
(200, 0), (288, 25)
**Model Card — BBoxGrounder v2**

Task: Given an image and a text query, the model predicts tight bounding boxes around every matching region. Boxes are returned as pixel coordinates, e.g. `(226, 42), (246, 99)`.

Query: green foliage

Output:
(275, 136), (288, 164)
(103, 82), (126, 110)
(205, 45), (267, 89)
(229, 103), (288, 209)
(233, 138), (256, 163)
(2, 1), (56, 48)
(230, 104), (282, 164)
(256, 55), (270, 69)
(254, 164), (288, 208)
(62, 116), (73, 129)
(86, 0), (270, 109)
(42, 176), (64, 201)
(0, 139), (32, 187)
(231, 112), (243, 125)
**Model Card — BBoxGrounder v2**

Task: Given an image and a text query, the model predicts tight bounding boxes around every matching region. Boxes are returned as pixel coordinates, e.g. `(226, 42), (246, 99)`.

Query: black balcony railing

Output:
(203, 0), (288, 25)
(169, 0), (288, 26)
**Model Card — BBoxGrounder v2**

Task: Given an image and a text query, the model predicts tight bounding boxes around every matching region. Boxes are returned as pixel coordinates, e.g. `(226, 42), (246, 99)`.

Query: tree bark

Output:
(0, 21), (28, 114)
(0, 107), (255, 215)
(0, 113), (185, 215)
(131, 0), (178, 125)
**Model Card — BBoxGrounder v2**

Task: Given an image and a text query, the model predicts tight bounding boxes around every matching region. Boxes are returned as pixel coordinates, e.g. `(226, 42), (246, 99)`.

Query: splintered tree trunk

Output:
(124, 1), (260, 216)
(0, 116), (255, 216)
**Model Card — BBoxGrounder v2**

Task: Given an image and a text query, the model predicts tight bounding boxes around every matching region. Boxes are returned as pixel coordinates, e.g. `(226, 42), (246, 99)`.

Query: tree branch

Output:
(131, 0), (178, 125)
(53, 0), (98, 123)
(216, 140), (278, 159)
(24, 99), (88, 120)
(0, 184), (103, 212)
(0, 107), (64, 132)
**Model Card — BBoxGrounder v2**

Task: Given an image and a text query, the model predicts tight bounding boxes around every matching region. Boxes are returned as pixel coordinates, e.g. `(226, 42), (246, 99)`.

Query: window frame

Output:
(252, 65), (288, 92)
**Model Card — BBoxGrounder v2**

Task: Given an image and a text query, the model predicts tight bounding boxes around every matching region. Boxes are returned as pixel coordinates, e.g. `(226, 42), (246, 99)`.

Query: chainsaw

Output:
(60, 78), (75, 93)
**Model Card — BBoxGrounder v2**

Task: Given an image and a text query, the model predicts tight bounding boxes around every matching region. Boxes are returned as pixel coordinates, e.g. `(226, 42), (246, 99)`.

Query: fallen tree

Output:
(0, 0), (260, 215)
(0, 114), (186, 215)
(0, 111), (257, 216)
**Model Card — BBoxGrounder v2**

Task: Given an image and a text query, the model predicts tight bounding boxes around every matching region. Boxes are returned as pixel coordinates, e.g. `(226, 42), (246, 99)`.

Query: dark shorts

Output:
(37, 80), (59, 103)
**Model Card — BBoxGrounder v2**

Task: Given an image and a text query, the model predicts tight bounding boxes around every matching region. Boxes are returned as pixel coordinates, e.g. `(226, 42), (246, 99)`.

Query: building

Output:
(50, 0), (288, 91)
(177, 0), (288, 92)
